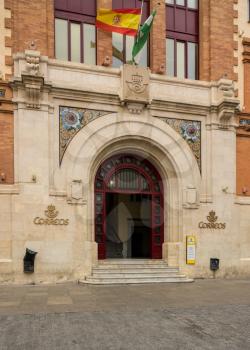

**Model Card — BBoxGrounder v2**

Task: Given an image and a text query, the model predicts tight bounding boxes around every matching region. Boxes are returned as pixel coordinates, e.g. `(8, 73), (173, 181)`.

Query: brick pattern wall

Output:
(242, 38), (250, 112)
(237, 120), (250, 196)
(97, 0), (112, 66)
(0, 0), (12, 80)
(236, 38), (250, 196)
(0, 82), (14, 184)
(10, 0), (54, 57)
(150, 0), (165, 74)
(4, 0), (236, 79)
(199, 0), (235, 81)
(0, 1), (14, 184)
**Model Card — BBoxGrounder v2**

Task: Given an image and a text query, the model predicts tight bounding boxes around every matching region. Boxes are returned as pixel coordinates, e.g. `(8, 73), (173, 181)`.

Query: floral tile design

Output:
(164, 118), (201, 171)
(59, 106), (113, 165)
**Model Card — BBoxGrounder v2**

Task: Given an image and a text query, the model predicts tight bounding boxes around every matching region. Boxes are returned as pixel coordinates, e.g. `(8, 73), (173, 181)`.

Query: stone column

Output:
(97, 0), (113, 67)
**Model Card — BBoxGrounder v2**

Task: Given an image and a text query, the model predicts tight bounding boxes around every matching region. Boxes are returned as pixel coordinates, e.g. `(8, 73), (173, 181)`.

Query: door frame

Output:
(94, 154), (164, 259)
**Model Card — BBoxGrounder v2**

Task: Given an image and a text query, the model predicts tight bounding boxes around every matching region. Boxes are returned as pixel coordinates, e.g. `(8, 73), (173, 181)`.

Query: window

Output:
(166, 0), (199, 79)
(165, 0), (198, 9)
(112, 0), (149, 67)
(55, 1), (96, 64)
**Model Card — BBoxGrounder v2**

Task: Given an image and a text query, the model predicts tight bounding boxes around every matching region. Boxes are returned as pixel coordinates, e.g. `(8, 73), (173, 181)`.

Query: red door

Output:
(94, 154), (164, 259)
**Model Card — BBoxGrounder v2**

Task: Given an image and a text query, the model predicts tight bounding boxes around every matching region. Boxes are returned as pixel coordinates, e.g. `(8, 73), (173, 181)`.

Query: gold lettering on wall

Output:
(33, 205), (69, 226)
(198, 211), (226, 230)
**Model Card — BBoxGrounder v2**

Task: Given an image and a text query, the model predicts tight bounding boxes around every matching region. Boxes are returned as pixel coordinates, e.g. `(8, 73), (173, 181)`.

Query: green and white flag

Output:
(132, 10), (156, 64)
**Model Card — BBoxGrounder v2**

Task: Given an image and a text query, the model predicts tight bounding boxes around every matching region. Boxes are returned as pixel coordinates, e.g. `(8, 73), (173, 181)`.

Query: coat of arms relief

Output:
(121, 64), (150, 114)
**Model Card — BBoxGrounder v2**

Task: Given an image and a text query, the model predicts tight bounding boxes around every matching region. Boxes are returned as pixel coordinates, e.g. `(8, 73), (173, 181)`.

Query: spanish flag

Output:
(96, 8), (141, 36)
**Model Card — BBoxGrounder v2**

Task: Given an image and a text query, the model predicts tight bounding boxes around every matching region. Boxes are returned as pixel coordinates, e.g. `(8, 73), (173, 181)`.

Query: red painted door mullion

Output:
(102, 190), (106, 259)
(150, 194), (153, 258)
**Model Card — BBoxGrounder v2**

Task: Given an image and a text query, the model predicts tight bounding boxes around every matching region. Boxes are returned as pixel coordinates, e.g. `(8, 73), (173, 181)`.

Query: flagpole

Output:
(133, 0), (144, 64)
(139, 0), (144, 33)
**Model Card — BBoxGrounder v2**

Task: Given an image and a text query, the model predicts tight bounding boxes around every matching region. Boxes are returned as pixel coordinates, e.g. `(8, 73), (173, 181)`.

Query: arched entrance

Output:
(95, 154), (164, 260)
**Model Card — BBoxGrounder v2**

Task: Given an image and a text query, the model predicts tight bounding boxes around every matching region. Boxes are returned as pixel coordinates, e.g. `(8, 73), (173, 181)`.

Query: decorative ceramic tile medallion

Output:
(59, 106), (113, 165)
(164, 118), (201, 171)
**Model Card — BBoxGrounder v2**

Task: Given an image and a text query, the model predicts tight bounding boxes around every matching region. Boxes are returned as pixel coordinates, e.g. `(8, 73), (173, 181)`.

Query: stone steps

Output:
(83, 277), (193, 285)
(93, 268), (179, 274)
(80, 259), (193, 285)
(99, 259), (167, 265)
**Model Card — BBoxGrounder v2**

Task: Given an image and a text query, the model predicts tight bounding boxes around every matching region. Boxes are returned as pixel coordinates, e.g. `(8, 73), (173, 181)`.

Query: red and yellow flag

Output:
(96, 8), (141, 36)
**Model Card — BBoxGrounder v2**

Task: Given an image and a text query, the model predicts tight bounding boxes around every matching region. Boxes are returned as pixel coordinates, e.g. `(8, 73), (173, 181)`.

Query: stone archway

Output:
(63, 113), (201, 266)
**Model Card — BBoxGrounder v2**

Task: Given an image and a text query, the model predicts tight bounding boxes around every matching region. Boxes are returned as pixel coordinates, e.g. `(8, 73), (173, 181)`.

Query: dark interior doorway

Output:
(106, 193), (151, 259)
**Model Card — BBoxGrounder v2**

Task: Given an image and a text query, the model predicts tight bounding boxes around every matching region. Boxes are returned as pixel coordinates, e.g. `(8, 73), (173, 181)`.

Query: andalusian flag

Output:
(96, 8), (141, 36)
(132, 10), (156, 64)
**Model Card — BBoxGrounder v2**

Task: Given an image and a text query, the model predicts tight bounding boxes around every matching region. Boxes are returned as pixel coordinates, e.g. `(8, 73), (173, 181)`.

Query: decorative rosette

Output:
(61, 108), (83, 130)
(180, 122), (200, 143)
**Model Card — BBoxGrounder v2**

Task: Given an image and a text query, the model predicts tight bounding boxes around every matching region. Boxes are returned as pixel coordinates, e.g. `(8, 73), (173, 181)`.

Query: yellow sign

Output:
(33, 205), (69, 226)
(186, 235), (196, 265)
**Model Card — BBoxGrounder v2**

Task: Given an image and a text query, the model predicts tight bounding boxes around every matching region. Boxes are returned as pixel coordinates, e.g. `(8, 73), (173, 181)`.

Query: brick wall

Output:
(243, 38), (250, 112)
(10, 0), (54, 57)
(0, 1), (13, 185)
(0, 0), (12, 80)
(97, 0), (112, 66)
(5, 0), (236, 80)
(199, 0), (235, 81)
(0, 82), (13, 184)
(237, 122), (250, 196)
(236, 38), (250, 196)
(150, 0), (166, 74)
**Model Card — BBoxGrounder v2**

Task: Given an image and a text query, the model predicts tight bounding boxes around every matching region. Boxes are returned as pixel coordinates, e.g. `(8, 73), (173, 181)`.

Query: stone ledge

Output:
(0, 185), (19, 194)
(235, 196), (250, 205)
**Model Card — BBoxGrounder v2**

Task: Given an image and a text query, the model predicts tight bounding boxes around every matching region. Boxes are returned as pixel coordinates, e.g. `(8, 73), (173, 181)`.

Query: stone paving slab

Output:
(0, 305), (250, 350)
(0, 280), (249, 349)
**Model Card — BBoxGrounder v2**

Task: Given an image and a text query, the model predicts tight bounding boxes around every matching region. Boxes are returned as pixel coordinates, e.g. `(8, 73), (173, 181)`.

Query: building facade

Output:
(0, 0), (249, 283)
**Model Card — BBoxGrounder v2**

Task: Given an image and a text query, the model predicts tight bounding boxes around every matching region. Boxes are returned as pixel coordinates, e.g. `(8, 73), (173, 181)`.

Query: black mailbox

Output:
(210, 258), (220, 271)
(23, 248), (37, 273)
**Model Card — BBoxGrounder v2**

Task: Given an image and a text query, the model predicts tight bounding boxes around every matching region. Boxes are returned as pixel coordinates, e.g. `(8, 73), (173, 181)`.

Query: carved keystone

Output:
(121, 64), (150, 114)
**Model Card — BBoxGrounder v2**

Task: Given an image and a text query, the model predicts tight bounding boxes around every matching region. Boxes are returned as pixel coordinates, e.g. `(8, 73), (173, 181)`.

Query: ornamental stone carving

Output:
(210, 79), (239, 130)
(121, 64), (150, 114)
(22, 50), (44, 109)
(25, 52), (40, 76)
(10, 50), (52, 109)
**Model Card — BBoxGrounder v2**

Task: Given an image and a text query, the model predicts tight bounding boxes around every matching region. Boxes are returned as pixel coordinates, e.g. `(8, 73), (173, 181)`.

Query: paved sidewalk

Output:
(0, 279), (249, 349)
